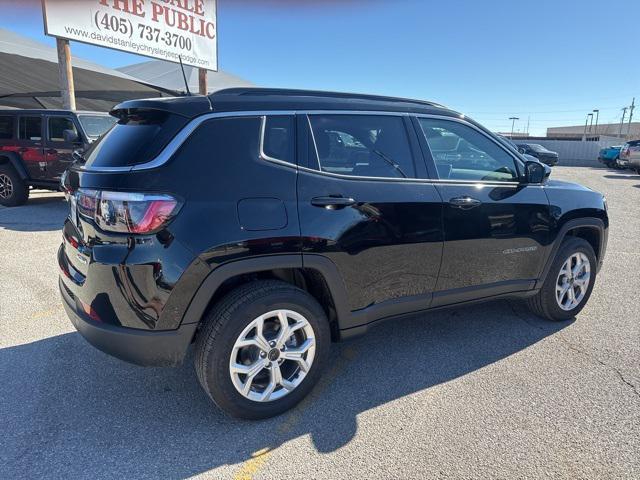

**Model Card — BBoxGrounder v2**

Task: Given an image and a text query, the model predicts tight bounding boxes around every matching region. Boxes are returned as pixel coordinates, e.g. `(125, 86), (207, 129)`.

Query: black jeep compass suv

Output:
(59, 88), (608, 419)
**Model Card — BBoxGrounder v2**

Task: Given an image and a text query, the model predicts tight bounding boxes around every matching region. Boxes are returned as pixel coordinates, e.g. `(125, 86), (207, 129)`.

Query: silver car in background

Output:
(620, 140), (640, 173)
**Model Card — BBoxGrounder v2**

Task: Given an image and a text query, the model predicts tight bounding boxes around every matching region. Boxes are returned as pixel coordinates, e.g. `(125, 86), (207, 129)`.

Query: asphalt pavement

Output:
(0, 167), (638, 479)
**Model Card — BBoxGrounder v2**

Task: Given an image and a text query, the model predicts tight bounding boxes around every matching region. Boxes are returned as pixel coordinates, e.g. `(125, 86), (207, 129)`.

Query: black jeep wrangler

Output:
(59, 89), (608, 419)
(0, 109), (115, 206)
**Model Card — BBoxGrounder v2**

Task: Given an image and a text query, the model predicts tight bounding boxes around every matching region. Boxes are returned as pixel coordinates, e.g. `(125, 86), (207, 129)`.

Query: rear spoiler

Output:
(110, 95), (212, 119)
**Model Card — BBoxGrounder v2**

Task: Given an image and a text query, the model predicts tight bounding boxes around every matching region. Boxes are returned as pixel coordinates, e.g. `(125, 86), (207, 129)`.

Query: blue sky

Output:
(2, 0), (639, 135)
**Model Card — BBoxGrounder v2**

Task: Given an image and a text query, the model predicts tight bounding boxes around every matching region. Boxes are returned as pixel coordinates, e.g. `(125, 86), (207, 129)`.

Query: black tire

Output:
(528, 237), (597, 322)
(194, 280), (331, 419)
(0, 164), (29, 207)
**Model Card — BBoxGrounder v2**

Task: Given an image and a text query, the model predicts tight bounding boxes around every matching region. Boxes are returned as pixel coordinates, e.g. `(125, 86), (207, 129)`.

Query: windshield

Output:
(78, 115), (117, 139)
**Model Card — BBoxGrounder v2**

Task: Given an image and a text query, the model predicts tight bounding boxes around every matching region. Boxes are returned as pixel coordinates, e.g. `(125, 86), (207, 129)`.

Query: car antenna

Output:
(178, 55), (191, 96)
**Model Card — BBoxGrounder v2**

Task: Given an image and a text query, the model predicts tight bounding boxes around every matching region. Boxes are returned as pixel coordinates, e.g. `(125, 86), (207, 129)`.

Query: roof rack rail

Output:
(210, 87), (445, 109)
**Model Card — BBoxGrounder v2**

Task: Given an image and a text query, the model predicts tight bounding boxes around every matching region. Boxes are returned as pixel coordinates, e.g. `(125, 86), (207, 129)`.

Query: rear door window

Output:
(84, 109), (188, 168)
(308, 114), (415, 179)
(0, 116), (14, 139)
(18, 116), (42, 141)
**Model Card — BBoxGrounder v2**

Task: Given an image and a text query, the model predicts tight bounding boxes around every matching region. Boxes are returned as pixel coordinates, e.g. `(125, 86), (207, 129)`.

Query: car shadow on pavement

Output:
(0, 192), (66, 232)
(0, 301), (570, 478)
(603, 174), (639, 180)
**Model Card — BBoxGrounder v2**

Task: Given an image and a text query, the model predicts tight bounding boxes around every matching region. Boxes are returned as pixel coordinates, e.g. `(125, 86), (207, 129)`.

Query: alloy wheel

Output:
(0, 173), (13, 199)
(555, 252), (591, 311)
(229, 309), (316, 402)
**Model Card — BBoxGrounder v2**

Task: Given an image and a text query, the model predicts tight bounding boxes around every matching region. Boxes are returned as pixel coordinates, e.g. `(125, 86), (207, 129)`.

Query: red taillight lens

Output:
(76, 189), (180, 234)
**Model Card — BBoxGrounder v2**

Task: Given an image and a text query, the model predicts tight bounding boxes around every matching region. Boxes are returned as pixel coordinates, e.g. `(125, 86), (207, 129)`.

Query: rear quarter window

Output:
(84, 109), (189, 168)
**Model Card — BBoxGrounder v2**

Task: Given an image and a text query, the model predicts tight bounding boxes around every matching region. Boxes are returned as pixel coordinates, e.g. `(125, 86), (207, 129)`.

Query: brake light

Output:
(76, 189), (180, 234)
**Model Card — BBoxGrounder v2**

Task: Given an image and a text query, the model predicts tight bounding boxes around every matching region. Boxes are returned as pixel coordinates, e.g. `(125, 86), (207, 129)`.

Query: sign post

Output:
(55, 37), (76, 110)
(198, 68), (207, 94)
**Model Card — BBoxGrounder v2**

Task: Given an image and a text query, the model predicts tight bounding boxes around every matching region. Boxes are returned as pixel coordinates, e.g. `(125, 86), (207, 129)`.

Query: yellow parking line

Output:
(31, 305), (63, 320)
(233, 448), (272, 480)
(231, 344), (360, 479)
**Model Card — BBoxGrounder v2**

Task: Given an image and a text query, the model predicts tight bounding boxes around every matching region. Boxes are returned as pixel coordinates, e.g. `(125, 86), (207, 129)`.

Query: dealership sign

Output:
(42, 0), (217, 70)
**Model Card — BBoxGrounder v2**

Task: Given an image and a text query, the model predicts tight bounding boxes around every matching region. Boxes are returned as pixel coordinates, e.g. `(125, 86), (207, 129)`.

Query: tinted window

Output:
(262, 116), (295, 164)
(308, 115), (414, 178)
(418, 118), (518, 182)
(18, 117), (42, 141)
(0, 116), (14, 140)
(48, 117), (77, 142)
(84, 109), (188, 168)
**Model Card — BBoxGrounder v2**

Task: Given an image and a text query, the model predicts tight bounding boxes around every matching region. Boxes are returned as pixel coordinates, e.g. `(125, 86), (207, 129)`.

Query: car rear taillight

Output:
(76, 189), (180, 234)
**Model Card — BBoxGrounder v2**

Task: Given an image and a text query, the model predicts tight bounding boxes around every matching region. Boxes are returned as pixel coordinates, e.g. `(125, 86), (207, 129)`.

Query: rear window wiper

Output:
(372, 149), (407, 178)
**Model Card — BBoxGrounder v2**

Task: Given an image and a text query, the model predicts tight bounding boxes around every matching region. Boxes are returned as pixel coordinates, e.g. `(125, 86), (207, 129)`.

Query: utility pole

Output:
(593, 109), (599, 137)
(56, 37), (76, 110)
(627, 97), (635, 139)
(526, 116), (530, 136)
(583, 113), (593, 141)
(509, 117), (519, 138)
(588, 113), (594, 136)
(620, 107), (628, 138)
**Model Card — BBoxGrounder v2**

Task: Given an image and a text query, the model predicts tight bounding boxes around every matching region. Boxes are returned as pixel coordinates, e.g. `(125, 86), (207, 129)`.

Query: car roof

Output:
(112, 88), (462, 119)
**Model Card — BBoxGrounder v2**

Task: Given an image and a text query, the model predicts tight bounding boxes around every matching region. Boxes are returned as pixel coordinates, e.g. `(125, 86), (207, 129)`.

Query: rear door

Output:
(413, 116), (552, 306)
(45, 115), (81, 180)
(16, 115), (45, 179)
(297, 112), (443, 326)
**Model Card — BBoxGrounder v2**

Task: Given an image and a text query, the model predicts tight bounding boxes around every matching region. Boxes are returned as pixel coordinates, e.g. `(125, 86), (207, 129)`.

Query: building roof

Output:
(0, 28), (175, 111)
(117, 60), (254, 94)
(547, 121), (640, 138)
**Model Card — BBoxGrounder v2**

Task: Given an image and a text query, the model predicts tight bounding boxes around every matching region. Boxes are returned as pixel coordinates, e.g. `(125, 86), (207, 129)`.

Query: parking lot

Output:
(0, 166), (638, 479)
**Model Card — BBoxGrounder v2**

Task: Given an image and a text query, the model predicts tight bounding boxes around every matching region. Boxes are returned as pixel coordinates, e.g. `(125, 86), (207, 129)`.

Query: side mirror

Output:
(524, 160), (551, 184)
(63, 129), (79, 143)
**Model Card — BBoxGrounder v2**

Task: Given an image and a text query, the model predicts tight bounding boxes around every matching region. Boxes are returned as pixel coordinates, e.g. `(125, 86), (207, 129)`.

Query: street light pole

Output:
(509, 117), (519, 138)
(593, 109), (599, 136)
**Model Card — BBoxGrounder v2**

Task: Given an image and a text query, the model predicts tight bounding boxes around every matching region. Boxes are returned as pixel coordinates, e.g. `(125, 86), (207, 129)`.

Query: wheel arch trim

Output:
(536, 217), (606, 288)
(181, 254), (352, 330)
(0, 152), (29, 180)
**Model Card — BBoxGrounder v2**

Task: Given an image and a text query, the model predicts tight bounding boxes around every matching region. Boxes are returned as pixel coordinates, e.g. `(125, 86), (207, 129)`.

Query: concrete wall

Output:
(519, 137), (623, 167)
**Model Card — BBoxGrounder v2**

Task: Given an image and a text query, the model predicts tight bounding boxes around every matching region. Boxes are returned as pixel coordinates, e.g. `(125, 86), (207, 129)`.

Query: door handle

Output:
(311, 196), (356, 209)
(449, 196), (482, 209)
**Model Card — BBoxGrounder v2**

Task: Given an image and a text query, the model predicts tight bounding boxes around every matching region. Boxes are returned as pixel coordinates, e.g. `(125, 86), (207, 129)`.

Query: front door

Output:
(414, 116), (552, 306)
(297, 113), (443, 326)
(45, 115), (80, 181)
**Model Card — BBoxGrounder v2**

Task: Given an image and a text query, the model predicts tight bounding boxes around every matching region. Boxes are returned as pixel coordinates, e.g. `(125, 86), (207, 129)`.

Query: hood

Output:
(545, 179), (593, 192)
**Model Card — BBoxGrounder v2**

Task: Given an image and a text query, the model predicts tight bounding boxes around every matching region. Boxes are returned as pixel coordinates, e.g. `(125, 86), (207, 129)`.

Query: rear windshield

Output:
(78, 115), (116, 138)
(83, 109), (188, 168)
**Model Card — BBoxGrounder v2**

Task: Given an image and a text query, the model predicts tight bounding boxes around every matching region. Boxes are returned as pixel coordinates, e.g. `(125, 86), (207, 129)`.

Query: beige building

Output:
(547, 122), (640, 139)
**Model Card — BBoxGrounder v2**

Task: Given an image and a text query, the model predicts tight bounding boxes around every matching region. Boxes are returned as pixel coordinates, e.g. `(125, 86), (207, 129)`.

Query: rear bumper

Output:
(60, 277), (197, 366)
